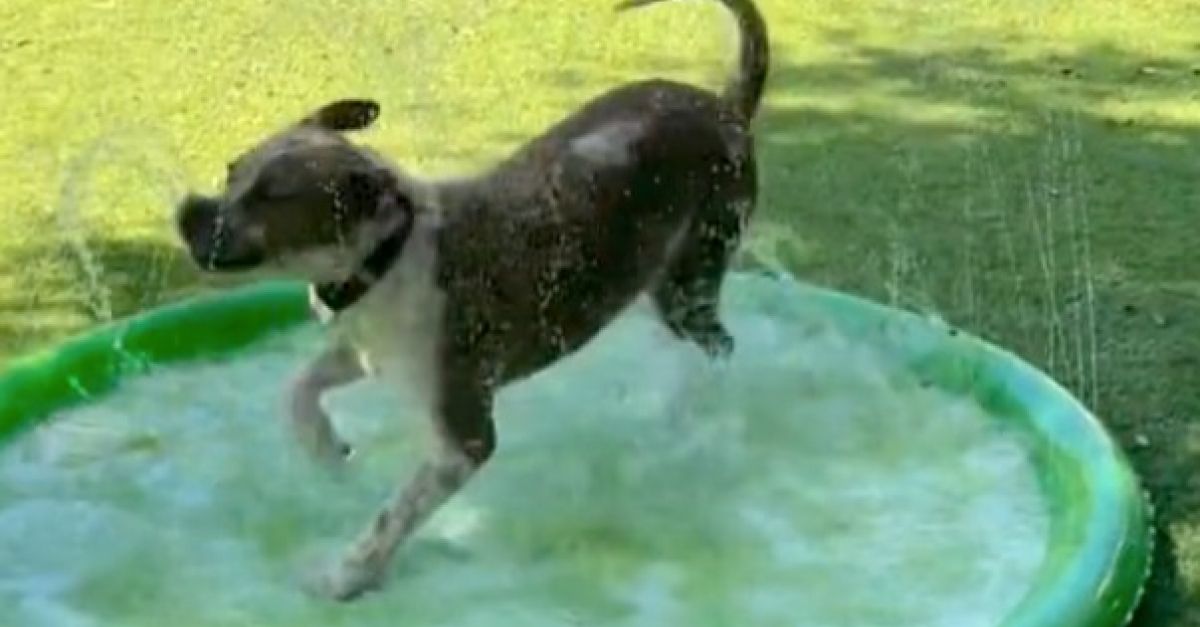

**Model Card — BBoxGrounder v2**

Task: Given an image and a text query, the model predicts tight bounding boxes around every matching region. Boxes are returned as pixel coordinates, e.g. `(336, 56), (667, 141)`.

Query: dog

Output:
(175, 0), (769, 601)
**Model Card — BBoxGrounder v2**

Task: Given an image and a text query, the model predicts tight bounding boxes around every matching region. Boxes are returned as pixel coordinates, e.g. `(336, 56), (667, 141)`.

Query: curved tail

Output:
(616, 0), (770, 120)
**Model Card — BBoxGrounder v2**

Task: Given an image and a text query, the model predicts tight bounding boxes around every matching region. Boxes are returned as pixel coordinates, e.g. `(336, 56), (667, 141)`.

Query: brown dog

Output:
(176, 0), (769, 601)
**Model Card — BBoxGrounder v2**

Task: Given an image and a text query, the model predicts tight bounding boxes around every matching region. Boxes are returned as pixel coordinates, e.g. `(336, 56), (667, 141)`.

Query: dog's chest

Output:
(334, 232), (445, 405)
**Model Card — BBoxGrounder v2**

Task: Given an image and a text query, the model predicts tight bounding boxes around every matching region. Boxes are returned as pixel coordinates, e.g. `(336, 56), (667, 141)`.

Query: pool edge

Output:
(0, 274), (1152, 627)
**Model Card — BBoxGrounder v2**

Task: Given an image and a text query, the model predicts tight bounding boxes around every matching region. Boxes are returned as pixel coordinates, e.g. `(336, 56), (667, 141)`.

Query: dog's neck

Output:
(310, 218), (414, 321)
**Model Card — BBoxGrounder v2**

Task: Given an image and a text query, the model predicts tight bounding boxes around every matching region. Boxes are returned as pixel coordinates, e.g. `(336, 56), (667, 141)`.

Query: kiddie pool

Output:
(0, 273), (1151, 626)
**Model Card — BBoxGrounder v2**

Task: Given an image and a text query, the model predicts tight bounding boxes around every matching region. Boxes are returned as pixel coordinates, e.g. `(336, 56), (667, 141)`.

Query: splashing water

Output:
(55, 137), (119, 323)
(0, 284), (1048, 627)
(53, 128), (189, 325)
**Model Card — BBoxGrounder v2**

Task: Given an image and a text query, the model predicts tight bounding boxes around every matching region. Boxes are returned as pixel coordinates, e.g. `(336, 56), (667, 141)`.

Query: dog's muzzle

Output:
(175, 194), (265, 272)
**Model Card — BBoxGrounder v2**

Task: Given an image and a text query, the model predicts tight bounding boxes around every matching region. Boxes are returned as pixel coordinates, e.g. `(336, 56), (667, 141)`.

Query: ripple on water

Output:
(0, 285), (1049, 627)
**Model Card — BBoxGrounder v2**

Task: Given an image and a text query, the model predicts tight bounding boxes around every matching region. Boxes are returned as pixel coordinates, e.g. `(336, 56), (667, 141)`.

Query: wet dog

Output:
(176, 0), (769, 601)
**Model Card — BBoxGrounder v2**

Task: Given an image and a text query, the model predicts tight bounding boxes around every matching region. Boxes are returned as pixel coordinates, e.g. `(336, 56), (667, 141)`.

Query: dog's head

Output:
(176, 99), (412, 282)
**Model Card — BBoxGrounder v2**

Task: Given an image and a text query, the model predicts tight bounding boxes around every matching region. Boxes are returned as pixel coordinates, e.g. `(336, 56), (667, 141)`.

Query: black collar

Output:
(311, 223), (412, 317)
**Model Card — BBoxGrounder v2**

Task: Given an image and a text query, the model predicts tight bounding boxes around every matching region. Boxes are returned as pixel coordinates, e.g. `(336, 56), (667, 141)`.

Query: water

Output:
(53, 128), (189, 325)
(0, 289), (1048, 627)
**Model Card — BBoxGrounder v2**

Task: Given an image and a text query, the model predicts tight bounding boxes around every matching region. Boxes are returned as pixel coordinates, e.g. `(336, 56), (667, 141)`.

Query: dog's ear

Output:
(303, 99), (381, 132)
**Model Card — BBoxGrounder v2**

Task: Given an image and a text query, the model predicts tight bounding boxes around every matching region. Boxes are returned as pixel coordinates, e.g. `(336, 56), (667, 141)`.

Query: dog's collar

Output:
(309, 223), (411, 321)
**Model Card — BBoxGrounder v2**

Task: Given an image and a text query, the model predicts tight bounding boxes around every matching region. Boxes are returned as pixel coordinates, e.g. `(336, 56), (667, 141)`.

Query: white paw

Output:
(305, 554), (385, 602)
(287, 405), (355, 472)
(315, 439), (356, 473)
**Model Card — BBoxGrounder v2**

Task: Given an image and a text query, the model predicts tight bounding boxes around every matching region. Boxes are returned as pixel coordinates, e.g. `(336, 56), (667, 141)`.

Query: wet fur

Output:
(176, 0), (770, 601)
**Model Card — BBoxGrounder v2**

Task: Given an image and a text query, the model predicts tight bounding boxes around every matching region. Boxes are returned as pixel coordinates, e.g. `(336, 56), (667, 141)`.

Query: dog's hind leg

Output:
(288, 340), (363, 469)
(653, 182), (755, 359)
(653, 239), (736, 359)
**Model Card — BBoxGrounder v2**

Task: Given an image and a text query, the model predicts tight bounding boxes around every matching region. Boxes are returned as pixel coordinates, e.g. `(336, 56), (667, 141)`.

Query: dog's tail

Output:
(616, 0), (769, 120)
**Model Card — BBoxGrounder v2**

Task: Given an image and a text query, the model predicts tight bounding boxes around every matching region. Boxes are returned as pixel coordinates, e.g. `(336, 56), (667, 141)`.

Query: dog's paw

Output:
(287, 402), (356, 472)
(699, 329), (735, 361)
(298, 438), (355, 480)
(304, 554), (385, 602)
(325, 439), (357, 467)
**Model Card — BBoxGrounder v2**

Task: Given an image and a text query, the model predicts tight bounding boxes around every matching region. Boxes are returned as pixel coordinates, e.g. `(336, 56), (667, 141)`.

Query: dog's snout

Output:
(175, 194), (265, 272)
(176, 194), (218, 245)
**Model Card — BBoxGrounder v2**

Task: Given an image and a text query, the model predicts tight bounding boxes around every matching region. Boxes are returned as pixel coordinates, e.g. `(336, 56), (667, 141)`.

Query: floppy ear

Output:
(303, 99), (381, 132)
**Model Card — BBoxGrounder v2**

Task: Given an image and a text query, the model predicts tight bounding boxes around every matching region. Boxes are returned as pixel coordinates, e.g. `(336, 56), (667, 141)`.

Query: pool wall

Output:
(0, 274), (1152, 627)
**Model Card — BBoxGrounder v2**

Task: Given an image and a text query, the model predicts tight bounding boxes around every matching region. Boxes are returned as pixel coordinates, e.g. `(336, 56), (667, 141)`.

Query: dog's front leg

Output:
(288, 340), (364, 469)
(317, 364), (496, 601)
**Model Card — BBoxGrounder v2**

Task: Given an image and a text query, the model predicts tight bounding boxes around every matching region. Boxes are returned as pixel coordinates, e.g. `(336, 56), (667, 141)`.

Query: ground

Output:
(0, 0), (1197, 623)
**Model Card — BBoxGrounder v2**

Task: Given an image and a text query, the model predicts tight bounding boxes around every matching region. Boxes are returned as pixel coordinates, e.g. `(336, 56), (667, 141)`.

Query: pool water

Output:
(0, 290), (1049, 627)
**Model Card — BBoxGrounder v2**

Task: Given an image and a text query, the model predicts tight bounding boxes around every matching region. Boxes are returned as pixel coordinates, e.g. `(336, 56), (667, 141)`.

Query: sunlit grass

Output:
(1, 0), (1199, 621)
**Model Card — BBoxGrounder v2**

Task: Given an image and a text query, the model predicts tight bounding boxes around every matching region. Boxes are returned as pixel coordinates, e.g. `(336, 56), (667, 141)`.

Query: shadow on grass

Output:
(751, 41), (1199, 625)
(0, 235), (215, 362)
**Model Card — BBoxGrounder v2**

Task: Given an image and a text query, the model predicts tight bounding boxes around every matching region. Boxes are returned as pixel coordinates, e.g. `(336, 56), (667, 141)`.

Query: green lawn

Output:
(1, 0), (1198, 623)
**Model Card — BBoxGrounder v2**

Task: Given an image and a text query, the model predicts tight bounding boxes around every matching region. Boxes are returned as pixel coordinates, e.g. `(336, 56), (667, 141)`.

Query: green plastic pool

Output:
(0, 273), (1151, 626)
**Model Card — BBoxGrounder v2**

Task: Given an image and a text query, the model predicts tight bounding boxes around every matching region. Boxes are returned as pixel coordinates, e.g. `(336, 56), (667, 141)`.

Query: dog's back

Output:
(435, 0), (770, 383)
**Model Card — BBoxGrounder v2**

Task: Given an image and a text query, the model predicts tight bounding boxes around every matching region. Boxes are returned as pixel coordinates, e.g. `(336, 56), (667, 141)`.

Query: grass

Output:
(0, 0), (1198, 623)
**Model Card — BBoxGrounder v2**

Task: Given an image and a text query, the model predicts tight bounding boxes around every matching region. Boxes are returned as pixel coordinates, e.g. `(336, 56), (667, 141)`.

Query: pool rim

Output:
(0, 273), (1152, 627)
